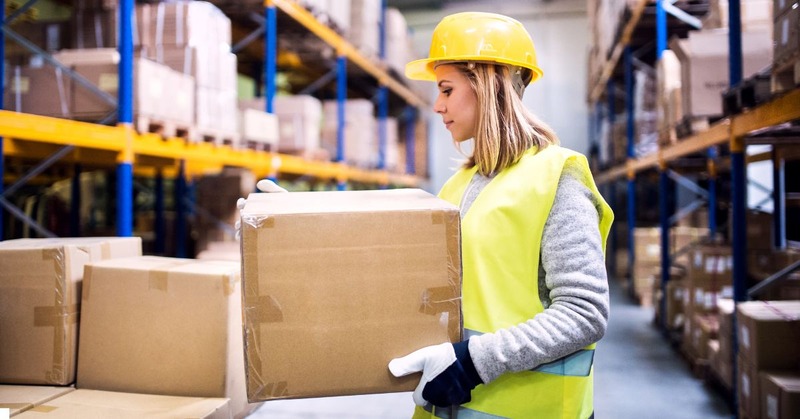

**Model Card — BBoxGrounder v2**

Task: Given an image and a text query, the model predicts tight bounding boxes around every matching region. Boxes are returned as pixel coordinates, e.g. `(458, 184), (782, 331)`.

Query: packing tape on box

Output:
(420, 286), (461, 342)
(100, 242), (111, 259)
(762, 301), (799, 321)
(242, 214), (274, 229)
(253, 380), (289, 400)
(41, 247), (69, 384)
(0, 403), (30, 410)
(34, 304), (80, 327)
(221, 273), (237, 297)
(30, 405), (58, 413)
(148, 260), (196, 292)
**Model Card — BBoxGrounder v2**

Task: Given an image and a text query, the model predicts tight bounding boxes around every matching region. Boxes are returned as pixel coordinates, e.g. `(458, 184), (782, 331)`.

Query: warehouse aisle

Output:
(248, 279), (734, 418)
(594, 279), (733, 419)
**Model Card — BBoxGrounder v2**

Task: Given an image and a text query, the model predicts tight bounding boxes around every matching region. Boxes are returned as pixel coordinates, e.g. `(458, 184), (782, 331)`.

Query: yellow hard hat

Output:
(405, 12), (542, 84)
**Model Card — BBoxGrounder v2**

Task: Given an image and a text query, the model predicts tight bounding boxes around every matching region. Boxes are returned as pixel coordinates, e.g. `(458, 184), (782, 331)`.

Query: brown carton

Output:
(240, 189), (462, 401)
(3, 65), (72, 118)
(76, 256), (256, 418)
(0, 237), (142, 385)
(0, 385), (74, 417)
(736, 301), (800, 370)
(761, 371), (800, 419)
(739, 355), (760, 418)
(13, 389), (229, 419)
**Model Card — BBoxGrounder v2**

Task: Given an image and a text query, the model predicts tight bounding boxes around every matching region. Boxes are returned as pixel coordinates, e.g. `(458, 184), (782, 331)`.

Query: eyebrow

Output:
(437, 80), (451, 88)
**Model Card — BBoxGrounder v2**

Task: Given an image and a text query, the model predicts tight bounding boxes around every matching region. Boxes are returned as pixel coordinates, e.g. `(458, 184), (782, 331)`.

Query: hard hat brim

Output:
(405, 57), (543, 84)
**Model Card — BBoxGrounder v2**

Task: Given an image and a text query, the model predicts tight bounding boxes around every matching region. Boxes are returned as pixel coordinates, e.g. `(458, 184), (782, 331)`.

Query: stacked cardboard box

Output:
(14, 389), (230, 419)
(772, 0), (800, 92)
(238, 107), (279, 151)
(250, 95), (323, 155)
(78, 256), (258, 418)
(322, 99), (377, 168)
(669, 28), (773, 119)
(349, 0), (381, 59)
(0, 237), (142, 386)
(736, 301), (800, 418)
(385, 8), (411, 75)
(759, 372), (800, 419)
(0, 385), (74, 417)
(709, 299), (735, 391)
(240, 189), (462, 401)
(657, 50), (683, 146)
(138, 1), (238, 143)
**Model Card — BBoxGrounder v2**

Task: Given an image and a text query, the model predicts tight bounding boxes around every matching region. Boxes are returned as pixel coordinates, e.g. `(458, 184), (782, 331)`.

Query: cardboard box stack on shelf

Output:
(322, 99), (376, 168)
(663, 1), (773, 138)
(632, 226), (708, 303)
(240, 95), (325, 159)
(140, 1), (239, 146)
(385, 8), (412, 76)
(238, 107), (279, 151)
(772, 0), (800, 92)
(239, 189), (462, 401)
(741, 210), (800, 300)
(708, 298), (735, 391)
(349, 0), (381, 59)
(736, 301), (800, 419)
(587, 0), (638, 90)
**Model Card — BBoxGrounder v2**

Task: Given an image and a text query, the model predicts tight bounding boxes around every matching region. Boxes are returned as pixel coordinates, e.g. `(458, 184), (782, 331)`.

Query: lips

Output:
(444, 120), (453, 129)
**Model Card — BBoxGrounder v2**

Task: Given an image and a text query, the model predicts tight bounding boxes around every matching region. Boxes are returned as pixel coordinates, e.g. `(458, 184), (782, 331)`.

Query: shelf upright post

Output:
(708, 147), (718, 238)
(175, 161), (187, 258)
(70, 165), (82, 236)
(729, 0), (745, 409)
(154, 170), (166, 255)
(405, 106), (416, 175)
(116, 0), (134, 237)
(622, 48), (638, 296)
(656, 0), (672, 331)
(337, 54), (347, 191)
(377, 0), (388, 174)
(265, 0), (277, 113)
(0, 0), (4, 239)
(773, 147), (786, 249)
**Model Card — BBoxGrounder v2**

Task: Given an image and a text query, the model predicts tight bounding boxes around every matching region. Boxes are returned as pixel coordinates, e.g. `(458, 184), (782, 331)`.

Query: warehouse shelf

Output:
(270, 0), (426, 108)
(595, 88), (800, 184)
(0, 111), (420, 186)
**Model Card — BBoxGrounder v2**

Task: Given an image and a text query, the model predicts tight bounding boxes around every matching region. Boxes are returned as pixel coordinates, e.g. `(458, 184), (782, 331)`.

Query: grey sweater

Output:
(460, 161), (610, 384)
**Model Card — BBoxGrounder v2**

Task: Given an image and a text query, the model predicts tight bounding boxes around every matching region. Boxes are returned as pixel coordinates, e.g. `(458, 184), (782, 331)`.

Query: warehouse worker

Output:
(387, 12), (614, 419)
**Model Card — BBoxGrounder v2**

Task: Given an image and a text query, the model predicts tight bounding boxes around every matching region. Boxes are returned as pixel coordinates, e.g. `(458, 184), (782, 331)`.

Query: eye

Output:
(441, 88), (452, 96)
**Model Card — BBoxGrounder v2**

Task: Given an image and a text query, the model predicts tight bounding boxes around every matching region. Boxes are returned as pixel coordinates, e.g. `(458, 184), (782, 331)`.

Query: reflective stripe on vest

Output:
(425, 404), (508, 419)
(465, 329), (595, 377)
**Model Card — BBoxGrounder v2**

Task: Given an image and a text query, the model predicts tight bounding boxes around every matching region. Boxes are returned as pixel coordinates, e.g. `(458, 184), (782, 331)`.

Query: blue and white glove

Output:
(235, 179), (288, 239)
(388, 341), (483, 408)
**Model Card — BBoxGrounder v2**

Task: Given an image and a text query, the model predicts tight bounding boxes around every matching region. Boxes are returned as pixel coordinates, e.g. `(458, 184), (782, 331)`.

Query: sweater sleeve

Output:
(468, 163), (610, 384)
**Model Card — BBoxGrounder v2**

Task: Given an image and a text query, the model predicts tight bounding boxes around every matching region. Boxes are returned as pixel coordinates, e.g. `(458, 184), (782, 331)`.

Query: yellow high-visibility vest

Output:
(414, 145), (613, 419)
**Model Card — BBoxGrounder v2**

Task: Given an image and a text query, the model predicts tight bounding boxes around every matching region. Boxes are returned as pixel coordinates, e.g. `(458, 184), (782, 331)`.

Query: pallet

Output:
(191, 128), (241, 148)
(135, 115), (192, 140)
(722, 72), (772, 116)
(772, 55), (800, 94)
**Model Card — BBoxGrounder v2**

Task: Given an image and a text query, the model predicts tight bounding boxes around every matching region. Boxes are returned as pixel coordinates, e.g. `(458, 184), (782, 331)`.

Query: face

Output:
(433, 64), (478, 143)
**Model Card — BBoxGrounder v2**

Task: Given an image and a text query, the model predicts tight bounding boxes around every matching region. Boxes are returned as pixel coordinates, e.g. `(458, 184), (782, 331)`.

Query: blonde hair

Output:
(452, 62), (558, 176)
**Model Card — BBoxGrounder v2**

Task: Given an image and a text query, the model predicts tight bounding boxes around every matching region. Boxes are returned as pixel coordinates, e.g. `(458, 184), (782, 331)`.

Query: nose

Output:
(433, 94), (446, 114)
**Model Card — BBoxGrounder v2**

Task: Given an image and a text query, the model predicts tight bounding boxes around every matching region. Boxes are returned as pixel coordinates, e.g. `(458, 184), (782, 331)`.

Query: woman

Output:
(387, 12), (614, 419)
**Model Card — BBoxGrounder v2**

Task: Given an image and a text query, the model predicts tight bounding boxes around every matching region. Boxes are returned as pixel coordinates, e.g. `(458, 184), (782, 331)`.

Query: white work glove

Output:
(389, 343), (457, 407)
(390, 340), (484, 409)
(235, 179), (288, 239)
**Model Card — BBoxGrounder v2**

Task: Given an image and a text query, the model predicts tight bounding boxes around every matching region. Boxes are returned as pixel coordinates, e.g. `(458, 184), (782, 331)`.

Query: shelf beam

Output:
(594, 88), (800, 184)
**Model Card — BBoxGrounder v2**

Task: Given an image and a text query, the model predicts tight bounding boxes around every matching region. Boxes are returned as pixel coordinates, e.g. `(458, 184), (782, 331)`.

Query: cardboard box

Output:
(0, 237), (142, 385)
(739, 355), (760, 418)
(13, 389), (229, 419)
(0, 385), (74, 417)
(239, 108), (279, 149)
(774, 5), (799, 67)
(670, 28), (773, 117)
(737, 301), (800, 370)
(691, 313), (719, 360)
(761, 371), (800, 419)
(77, 256), (256, 418)
(240, 189), (462, 401)
(3, 65), (72, 118)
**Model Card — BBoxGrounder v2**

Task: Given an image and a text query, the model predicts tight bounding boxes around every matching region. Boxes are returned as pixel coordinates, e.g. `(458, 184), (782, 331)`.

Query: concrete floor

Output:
(248, 279), (734, 418)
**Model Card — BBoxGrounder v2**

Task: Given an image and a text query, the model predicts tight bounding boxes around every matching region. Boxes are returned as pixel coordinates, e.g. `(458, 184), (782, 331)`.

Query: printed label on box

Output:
(12, 77), (30, 94)
(99, 74), (119, 91)
(742, 373), (750, 397)
(767, 394), (778, 419)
